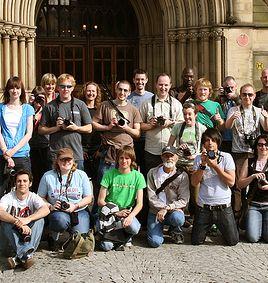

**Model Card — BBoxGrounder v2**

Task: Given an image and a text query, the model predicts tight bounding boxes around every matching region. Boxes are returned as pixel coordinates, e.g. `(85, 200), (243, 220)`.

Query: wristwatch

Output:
(199, 164), (206, 170)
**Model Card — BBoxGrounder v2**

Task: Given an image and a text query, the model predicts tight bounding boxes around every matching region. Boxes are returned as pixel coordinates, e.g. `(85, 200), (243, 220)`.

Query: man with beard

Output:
(147, 146), (189, 247)
(170, 67), (196, 104)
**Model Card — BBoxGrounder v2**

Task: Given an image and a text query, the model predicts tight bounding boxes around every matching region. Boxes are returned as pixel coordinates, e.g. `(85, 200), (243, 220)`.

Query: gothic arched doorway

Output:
(35, 0), (139, 88)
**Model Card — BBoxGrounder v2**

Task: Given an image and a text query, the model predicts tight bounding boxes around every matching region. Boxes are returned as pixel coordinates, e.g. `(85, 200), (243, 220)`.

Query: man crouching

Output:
(147, 146), (190, 247)
(0, 170), (49, 269)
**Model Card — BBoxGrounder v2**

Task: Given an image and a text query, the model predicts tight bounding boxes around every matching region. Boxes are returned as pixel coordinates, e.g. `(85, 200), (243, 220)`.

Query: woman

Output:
(98, 145), (146, 251)
(238, 134), (268, 243)
(37, 148), (93, 248)
(29, 86), (51, 192)
(40, 73), (57, 103)
(80, 82), (102, 184)
(0, 77), (34, 197)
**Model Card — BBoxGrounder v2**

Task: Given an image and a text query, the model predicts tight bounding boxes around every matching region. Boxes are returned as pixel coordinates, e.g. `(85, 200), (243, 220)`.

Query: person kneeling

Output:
(38, 148), (93, 250)
(97, 146), (146, 251)
(0, 170), (49, 269)
(147, 146), (190, 247)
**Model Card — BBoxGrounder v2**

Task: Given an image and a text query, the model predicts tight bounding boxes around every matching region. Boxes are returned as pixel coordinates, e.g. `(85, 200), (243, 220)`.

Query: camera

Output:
(258, 178), (268, 187)
(13, 226), (31, 243)
(244, 133), (257, 148)
(117, 117), (126, 126)
(156, 116), (166, 126)
(35, 95), (45, 106)
(207, 150), (217, 160)
(60, 201), (70, 210)
(223, 86), (233, 95)
(63, 119), (72, 126)
(182, 148), (192, 157)
(5, 167), (16, 177)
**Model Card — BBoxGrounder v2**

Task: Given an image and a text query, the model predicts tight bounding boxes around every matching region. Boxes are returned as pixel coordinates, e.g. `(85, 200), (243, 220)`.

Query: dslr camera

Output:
(60, 200), (70, 210)
(156, 116), (166, 126)
(182, 148), (192, 157)
(63, 119), (72, 126)
(13, 225), (31, 243)
(5, 167), (16, 177)
(207, 150), (217, 160)
(35, 95), (45, 106)
(117, 116), (127, 126)
(244, 133), (257, 148)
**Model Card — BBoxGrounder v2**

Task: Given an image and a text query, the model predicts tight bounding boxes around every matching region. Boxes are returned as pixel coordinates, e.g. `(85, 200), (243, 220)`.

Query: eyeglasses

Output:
(257, 143), (268, 148)
(241, 92), (254, 97)
(59, 85), (73, 89)
(59, 157), (73, 162)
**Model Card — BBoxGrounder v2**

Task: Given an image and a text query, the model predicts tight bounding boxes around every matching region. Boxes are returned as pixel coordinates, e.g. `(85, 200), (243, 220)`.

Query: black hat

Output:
(162, 146), (177, 155)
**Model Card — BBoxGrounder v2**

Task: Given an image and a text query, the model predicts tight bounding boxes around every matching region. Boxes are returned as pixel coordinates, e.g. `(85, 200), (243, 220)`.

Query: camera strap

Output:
(56, 96), (75, 123)
(239, 105), (257, 134)
(155, 169), (182, 195)
(178, 122), (200, 152)
(151, 95), (172, 119)
(56, 169), (74, 201)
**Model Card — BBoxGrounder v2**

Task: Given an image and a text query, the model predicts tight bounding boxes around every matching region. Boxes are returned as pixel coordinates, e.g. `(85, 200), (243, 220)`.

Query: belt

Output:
(200, 203), (231, 211)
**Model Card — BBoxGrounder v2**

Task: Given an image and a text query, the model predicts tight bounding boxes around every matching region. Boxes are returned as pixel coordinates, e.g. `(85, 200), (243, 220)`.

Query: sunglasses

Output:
(59, 85), (73, 89)
(257, 143), (268, 148)
(241, 92), (254, 97)
(59, 157), (73, 162)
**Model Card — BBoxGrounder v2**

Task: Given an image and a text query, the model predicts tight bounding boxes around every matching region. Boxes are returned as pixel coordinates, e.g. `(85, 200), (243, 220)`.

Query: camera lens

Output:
(64, 119), (71, 126)
(60, 201), (70, 210)
(207, 150), (216, 159)
(117, 118), (125, 126)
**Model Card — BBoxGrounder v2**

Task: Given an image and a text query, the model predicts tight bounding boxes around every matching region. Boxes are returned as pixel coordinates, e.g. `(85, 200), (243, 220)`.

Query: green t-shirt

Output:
(195, 99), (225, 128)
(100, 168), (146, 209)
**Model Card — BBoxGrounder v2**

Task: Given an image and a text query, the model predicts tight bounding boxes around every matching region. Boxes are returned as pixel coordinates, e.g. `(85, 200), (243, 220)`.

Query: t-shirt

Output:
(37, 169), (92, 211)
(254, 90), (268, 111)
(193, 151), (235, 205)
(128, 91), (154, 109)
(100, 168), (146, 210)
(40, 97), (92, 160)
(0, 191), (45, 217)
(94, 101), (142, 162)
(171, 122), (206, 166)
(195, 100), (225, 128)
(3, 106), (22, 138)
(227, 105), (263, 153)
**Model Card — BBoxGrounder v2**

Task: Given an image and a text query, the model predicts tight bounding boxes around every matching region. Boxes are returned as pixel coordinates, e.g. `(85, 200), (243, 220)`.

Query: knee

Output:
(170, 211), (185, 227)
(125, 218), (141, 235)
(49, 212), (69, 232)
(147, 235), (163, 248)
(100, 241), (114, 252)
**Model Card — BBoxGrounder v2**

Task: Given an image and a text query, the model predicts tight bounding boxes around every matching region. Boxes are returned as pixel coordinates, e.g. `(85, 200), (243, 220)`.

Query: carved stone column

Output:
(200, 30), (210, 78)
(3, 34), (11, 83)
(177, 32), (187, 78)
(168, 31), (177, 82)
(11, 35), (19, 76)
(26, 35), (35, 90)
(18, 35), (26, 84)
(188, 30), (198, 70)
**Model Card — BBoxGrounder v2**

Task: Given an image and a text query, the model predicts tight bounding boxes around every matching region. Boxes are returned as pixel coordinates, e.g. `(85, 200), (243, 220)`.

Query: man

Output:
(93, 80), (142, 179)
(170, 67), (196, 104)
(140, 73), (184, 175)
(254, 68), (268, 110)
(128, 69), (154, 175)
(39, 73), (92, 170)
(216, 76), (240, 152)
(225, 83), (268, 224)
(191, 128), (239, 246)
(147, 146), (189, 248)
(0, 170), (49, 269)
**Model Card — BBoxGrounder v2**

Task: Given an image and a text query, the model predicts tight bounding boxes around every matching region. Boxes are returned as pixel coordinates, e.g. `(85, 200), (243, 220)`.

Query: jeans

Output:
(0, 156), (31, 197)
(191, 205), (239, 246)
(147, 211), (185, 248)
(1, 218), (44, 260)
(246, 203), (268, 243)
(49, 209), (90, 240)
(97, 158), (116, 183)
(100, 216), (141, 251)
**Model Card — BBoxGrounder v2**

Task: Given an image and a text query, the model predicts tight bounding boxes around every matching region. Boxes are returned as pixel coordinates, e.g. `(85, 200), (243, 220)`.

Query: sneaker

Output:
(170, 231), (184, 244)
(7, 257), (20, 269)
(21, 257), (35, 270)
(115, 244), (125, 251)
(208, 224), (218, 237)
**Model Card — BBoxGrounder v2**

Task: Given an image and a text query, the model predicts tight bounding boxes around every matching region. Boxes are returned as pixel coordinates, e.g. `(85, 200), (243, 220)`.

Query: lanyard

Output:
(240, 105), (257, 134)
(56, 96), (75, 122)
(56, 169), (73, 201)
(151, 95), (172, 119)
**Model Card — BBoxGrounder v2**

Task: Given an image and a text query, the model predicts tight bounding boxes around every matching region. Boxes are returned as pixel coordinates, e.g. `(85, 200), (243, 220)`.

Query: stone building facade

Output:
(0, 0), (268, 93)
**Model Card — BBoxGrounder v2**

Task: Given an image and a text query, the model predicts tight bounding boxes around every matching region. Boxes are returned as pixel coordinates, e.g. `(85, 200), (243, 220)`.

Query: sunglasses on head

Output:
(59, 85), (73, 89)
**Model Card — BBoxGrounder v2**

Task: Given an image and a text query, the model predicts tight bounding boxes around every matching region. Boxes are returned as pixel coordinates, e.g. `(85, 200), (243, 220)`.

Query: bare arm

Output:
(167, 135), (176, 146)
(119, 122), (140, 139)
(38, 124), (61, 135)
(97, 186), (108, 207)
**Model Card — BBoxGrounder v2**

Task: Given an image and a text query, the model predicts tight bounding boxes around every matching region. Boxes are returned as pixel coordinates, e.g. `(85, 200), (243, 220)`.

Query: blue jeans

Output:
(100, 217), (141, 251)
(191, 205), (239, 246)
(147, 211), (185, 248)
(49, 209), (90, 239)
(246, 203), (268, 243)
(1, 219), (44, 260)
(97, 158), (115, 183)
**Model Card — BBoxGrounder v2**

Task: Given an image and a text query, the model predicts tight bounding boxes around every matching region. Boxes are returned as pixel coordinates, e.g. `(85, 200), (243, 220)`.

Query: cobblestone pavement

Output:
(0, 229), (267, 283)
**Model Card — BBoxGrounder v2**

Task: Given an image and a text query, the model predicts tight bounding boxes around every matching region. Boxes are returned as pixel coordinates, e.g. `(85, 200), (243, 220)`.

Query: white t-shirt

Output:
(193, 151), (235, 205)
(227, 105), (263, 153)
(155, 166), (173, 204)
(3, 106), (22, 138)
(0, 191), (45, 217)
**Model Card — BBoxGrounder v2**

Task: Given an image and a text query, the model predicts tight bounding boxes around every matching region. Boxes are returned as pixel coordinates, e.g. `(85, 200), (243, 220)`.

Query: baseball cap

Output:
(161, 146), (177, 155)
(57, 148), (74, 159)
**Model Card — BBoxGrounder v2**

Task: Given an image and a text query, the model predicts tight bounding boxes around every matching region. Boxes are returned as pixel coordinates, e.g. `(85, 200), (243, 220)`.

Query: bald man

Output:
(254, 68), (268, 110)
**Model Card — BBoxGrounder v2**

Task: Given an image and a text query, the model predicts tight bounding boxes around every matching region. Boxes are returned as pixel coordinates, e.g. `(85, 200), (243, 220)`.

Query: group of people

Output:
(0, 67), (267, 269)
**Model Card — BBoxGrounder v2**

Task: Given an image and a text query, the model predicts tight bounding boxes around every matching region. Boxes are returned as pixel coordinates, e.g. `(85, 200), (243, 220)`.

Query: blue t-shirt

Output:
(128, 91), (154, 109)
(38, 169), (92, 211)
(0, 103), (34, 157)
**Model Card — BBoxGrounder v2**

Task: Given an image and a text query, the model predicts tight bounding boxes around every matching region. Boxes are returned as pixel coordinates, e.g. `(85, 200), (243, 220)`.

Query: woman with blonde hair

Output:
(41, 73), (57, 103)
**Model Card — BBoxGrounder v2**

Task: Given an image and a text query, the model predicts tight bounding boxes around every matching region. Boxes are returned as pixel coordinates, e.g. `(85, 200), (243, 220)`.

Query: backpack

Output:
(62, 230), (95, 259)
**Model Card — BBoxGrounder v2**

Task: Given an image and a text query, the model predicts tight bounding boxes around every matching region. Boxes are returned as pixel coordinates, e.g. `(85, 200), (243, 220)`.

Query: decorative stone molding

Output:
(0, 24), (36, 38)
